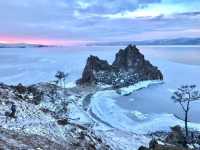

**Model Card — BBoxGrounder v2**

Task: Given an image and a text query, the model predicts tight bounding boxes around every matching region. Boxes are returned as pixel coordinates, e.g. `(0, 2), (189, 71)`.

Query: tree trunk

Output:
(185, 99), (190, 143)
(63, 78), (65, 88)
(185, 110), (188, 142)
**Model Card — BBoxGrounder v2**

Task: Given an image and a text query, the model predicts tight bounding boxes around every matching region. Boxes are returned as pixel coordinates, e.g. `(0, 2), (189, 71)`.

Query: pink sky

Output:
(0, 36), (85, 46)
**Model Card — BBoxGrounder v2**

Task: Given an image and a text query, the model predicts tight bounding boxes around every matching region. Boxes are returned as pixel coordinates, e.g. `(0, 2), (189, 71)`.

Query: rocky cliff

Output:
(77, 45), (163, 88)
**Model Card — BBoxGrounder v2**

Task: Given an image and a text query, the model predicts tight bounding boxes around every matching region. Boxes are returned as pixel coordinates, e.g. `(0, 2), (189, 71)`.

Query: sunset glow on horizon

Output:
(0, 36), (86, 46)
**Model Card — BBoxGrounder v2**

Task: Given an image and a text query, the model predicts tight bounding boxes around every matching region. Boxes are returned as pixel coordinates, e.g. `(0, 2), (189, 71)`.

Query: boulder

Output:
(77, 45), (163, 88)
(57, 118), (68, 126)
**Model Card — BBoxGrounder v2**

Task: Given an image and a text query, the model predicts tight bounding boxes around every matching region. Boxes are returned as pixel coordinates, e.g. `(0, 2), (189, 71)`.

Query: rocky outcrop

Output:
(77, 56), (111, 85)
(138, 126), (200, 150)
(12, 83), (43, 105)
(138, 137), (188, 150)
(166, 125), (186, 146)
(77, 45), (163, 87)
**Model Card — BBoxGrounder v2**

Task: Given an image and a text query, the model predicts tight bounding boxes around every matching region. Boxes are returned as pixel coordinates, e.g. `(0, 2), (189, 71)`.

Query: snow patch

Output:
(64, 81), (76, 88)
(118, 80), (163, 95)
(131, 110), (148, 120)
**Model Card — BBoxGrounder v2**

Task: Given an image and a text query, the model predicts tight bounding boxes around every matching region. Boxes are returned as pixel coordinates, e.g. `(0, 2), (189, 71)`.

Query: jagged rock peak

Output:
(112, 44), (144, 71)
(77, 45), (163, 87)
(76, 55), (111, 85)
(85, 55), (111, 72)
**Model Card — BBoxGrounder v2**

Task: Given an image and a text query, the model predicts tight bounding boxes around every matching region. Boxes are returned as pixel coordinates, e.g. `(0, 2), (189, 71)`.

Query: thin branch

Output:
(179, 101), (187, 112)
(190, 97), (200, 101)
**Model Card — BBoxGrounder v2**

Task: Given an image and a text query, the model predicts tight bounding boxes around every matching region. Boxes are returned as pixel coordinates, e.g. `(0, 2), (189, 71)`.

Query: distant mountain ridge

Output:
(0, 43), (54, 48)
(87, 37), (200, 46)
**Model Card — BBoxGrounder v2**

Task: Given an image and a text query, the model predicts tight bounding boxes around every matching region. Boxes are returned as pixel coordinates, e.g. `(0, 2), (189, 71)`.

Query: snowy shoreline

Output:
(89, 81), (200, 133)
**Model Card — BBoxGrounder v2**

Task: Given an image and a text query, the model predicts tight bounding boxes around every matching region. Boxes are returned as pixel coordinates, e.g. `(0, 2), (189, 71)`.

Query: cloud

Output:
(76, 0), (138, 15)
(0, 0), (199, 44)
(103, 0), (200, 19)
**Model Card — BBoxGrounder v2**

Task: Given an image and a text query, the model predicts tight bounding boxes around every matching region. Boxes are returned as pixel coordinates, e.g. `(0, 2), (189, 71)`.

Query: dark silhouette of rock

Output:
(112, 45), (145, 71)
(77, 45), (163, 88)
(76, 56), (111, 85)
(15, 83), (27, 94)
(113, 45), (163, 80)
(57, 118), (68, 126)
(138, 146), (149, 150)
(138, 126), (191, 150)
(166, 125), (186, 146)
(13, 83), (43, 105)
(149, 139), (158, 149)
(138, 139), (188, 150)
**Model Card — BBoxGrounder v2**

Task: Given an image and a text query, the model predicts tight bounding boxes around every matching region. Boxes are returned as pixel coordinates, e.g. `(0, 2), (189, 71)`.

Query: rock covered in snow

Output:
(0, 82), (110, 150)
(77, 45), (163, 88)
(0, 127), (67, 150)
(13, 83), (44, 105)
(138, 125), (200, 150)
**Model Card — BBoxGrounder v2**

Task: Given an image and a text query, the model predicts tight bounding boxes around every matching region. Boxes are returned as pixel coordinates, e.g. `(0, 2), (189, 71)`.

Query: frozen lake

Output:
(0, 45), (200, 85)
(0, 45), (200, 123)
(0, 46), (120, 85)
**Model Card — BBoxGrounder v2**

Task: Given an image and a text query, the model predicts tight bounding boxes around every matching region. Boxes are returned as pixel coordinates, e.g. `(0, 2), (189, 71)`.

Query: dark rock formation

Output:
(57, 118), (68, 126)
(77, 45), (163, 87)
(77, 56), (111, 85)
(166, 125), (186, 146)
(138, 126), (200, 150)
(138, 138), (188, 150)
(13, 83), (43, 105)
(138, 146), (149, 150)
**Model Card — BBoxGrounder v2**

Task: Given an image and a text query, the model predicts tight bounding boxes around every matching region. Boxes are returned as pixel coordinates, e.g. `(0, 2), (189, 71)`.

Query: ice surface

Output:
(1, 46), (200, 150)
(90, 83), (200, 134)
(0, 46), (120, 85)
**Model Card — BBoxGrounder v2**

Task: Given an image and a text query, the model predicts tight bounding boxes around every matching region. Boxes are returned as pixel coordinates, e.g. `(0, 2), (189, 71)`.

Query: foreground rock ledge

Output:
(77, 45), (163, 88)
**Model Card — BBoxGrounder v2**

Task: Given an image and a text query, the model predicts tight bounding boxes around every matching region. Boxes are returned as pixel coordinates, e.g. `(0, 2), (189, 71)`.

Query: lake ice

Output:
(0, 46), (200, 126)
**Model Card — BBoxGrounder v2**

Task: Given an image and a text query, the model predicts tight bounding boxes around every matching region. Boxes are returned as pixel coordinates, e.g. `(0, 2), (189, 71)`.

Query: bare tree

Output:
(172, 85), (200, 141)
(55, 71), (69, 88)
(63, 72), (69, 88)
(55, 71), (64, 86)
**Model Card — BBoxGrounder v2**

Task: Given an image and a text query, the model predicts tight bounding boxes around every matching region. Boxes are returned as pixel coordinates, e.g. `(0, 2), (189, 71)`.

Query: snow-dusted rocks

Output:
(0, 83), (110, 150)
(138, 125), (200, 150)
(0, 128), (67, 150)
(77, 45), (163, 88)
